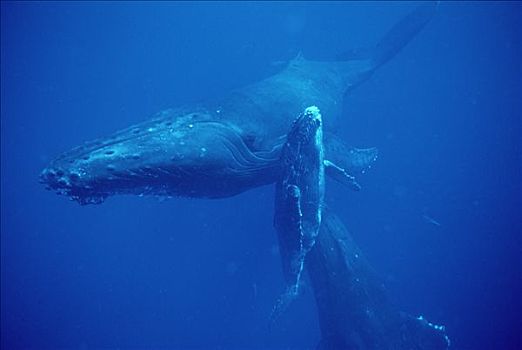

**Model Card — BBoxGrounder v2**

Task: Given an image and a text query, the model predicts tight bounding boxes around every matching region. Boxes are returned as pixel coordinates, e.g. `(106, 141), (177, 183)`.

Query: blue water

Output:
(1, 2), (520, 349)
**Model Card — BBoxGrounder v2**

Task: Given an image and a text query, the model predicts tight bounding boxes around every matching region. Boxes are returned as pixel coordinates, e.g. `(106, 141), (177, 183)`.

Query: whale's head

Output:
(40, 108), (280, 205)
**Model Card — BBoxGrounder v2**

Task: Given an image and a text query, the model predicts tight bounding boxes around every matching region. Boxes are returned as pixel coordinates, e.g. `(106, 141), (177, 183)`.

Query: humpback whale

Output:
(39, 3), (437, 205)
(273, 106), (325, 320)
(37, 3), (448, 348)
(271, 105), (449, 347)
(308, 210), (450, 349)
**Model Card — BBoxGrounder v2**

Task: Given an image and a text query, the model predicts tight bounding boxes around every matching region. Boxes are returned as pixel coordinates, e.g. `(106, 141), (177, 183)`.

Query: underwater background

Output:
(1, 1), (520, 349)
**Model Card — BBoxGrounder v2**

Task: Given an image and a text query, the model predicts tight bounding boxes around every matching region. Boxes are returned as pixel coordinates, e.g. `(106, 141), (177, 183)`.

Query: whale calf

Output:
(272, 106), (325, 319)
(40, 3), (437, 204)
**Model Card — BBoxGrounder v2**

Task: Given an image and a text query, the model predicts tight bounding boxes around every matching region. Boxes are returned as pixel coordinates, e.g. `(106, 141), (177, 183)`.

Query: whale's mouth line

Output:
(39, 172), (109, 205)
(69, 190), (108, 205)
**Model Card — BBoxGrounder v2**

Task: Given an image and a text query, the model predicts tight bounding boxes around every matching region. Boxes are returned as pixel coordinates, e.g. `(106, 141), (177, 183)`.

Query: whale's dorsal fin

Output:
(287, 51), (307, 69)
(293, 51), (305, 62)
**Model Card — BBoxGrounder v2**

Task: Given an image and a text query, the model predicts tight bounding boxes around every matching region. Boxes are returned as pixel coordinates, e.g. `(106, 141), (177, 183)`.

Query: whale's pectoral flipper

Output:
(323, 133), (378, 190)
(272, 106), (325, 322)
(344, 147), (379, 172)
(324, 160), (361, 191)
(324, 133), (378, 173)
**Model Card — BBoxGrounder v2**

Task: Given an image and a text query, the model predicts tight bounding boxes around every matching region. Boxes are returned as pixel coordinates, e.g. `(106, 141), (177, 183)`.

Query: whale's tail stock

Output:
(337, 2), (439, 92)
(370, 1), (439, 69)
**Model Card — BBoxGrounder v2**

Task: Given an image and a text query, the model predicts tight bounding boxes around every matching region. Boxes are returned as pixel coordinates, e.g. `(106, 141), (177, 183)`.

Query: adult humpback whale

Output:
(40, 3), (437, 204)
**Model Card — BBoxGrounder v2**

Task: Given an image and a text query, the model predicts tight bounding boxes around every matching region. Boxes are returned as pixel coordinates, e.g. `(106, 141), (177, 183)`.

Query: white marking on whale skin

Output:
(272, 106), (325, 322)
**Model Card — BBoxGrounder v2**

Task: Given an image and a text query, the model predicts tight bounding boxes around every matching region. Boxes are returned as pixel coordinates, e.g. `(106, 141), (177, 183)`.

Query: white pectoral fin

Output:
(324, 159), (361, 191)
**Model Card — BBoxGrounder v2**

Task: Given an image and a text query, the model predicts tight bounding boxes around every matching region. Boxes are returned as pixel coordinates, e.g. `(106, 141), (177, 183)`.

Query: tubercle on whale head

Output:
(40, 107), (281, 204)
(39, 167), (107, 205)
(285, 105), (323, 150)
